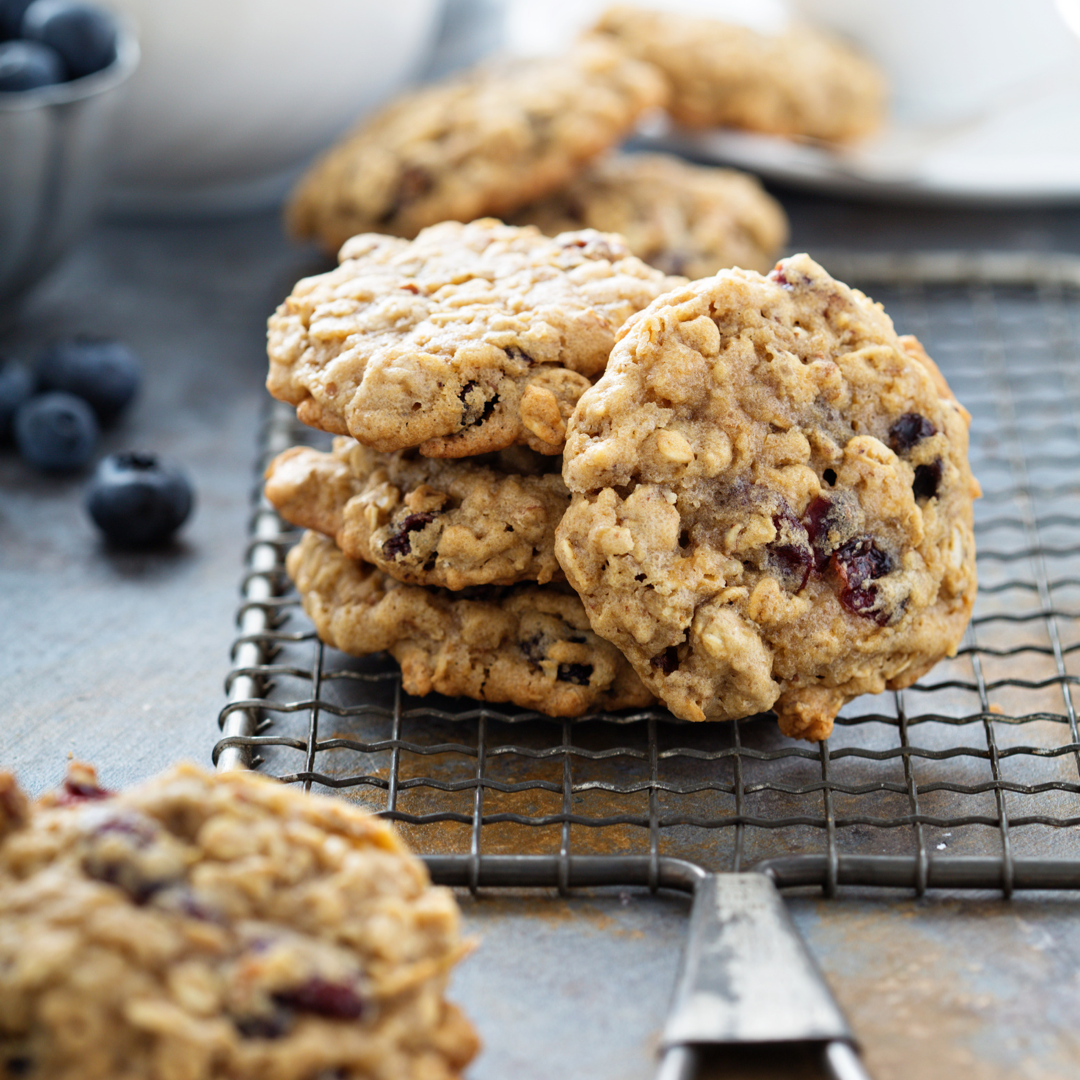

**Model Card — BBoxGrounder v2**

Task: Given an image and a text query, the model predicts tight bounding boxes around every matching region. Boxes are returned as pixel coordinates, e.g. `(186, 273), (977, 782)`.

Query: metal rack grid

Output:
(216, 252), (1080, 896)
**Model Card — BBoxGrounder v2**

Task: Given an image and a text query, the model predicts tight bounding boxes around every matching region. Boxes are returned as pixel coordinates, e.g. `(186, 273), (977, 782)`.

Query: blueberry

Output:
(20, 0), (116, 79)
(0, 359), (35, 442)
(14, 391), (98, 471)
(36, 337), (140, 424)
(0, 38), (64, 89)
(85, 452), (194, 547)
(0, 0), (33, 38)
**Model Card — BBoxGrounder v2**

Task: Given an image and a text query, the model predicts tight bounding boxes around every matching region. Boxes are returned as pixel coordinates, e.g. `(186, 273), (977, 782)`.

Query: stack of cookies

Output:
(264, 219), (684, 718)
(265, 6), (974, 742)
(264, 221), (980, 742)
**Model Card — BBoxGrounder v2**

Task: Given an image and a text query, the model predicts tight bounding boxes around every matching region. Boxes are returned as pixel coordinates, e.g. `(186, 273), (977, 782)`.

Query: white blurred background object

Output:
(1057, 0), (1080, 39)
(788, 0), (1080, 123)
(598, 0), (1080, 203)
(504, 0), (787, 55)
(106, 0), (442, 216)
(101, 0), (1080, 213)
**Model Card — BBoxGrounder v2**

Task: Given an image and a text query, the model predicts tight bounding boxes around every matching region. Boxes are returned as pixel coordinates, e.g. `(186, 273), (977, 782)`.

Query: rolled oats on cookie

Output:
(0, 762), (478, 1080)
(556, 253), (979, 740)
(286, 38), (668, 251)
(592, 5), (886, 142)
(265, 437), (570, 590)
(287, 530), (654, 716)
(512, 151), (788, 278)
(266, 220), (685, 458)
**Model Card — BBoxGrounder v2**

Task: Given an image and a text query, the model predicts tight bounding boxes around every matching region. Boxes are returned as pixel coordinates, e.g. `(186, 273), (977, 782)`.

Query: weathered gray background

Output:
(3, 193), (1080, 1079)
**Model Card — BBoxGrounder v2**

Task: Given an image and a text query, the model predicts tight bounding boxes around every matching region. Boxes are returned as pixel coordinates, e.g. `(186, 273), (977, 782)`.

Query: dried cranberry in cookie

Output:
(556, 253), (979, 740)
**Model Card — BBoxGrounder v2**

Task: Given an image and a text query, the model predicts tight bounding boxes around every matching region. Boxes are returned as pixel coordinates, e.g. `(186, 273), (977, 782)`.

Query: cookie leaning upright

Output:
(286, 38), (668, 252)
(0, 762), (478, 1080)
(556, 254), (979, 740)
(267, 220), (685, 458)
(592, 5), (886, 143)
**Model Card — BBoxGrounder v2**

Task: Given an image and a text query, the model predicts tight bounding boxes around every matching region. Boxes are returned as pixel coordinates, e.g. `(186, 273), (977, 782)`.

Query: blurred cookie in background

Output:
(286, 38), (668, 252)
(592, 4), (886, 142)
(511, 151), (788, 277)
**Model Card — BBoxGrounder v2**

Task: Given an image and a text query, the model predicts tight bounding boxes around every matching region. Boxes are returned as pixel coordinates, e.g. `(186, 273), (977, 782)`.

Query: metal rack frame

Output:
(217, 252), (1080, 899)
(215, 253), (1080, 1079)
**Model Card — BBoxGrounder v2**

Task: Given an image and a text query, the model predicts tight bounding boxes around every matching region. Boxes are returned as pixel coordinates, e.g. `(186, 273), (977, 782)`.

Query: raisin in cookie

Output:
(511, 151), (788, 278)
(266, 438), (570, 590)
(267, 220), (685, 457)
(0, 762), (478, 1080)
(287, 38), (668, 252)
(592, 6), (886, 142)
(556, 254), (979, 740)
(287, 530), (654, 715)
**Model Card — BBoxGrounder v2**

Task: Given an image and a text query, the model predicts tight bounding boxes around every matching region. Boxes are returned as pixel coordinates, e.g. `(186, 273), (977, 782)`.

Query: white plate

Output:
(636, 75), (1080, 205)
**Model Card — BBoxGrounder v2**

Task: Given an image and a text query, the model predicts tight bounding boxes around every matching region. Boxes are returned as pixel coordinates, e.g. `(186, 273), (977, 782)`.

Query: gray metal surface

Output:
(0, 30), (139, 312)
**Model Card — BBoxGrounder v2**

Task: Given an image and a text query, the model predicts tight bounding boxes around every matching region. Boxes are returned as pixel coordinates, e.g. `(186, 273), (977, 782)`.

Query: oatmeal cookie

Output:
(266, 438), (569, 589)
(287, 38), (668, 251)
(592, 6), (886, 142)
(556, 253), (979, 740)
(267, 220), (685, 457)
(0, 762), (478, 1080)
(287, 530), (654, 715)
(511, 151), (788, 278)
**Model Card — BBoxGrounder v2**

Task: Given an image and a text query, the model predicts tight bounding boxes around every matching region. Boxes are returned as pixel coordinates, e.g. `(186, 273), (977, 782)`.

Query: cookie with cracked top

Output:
(556, 253), (979, 740)
(286, 38), (668, 252)
(592, 5), (886, 142)
(286, 530), (654, 716)
(267, 220), (685, 457)
(0, 761), (478, 1080)
(265, 437), (569, 589)
(511, 152), (788, 278)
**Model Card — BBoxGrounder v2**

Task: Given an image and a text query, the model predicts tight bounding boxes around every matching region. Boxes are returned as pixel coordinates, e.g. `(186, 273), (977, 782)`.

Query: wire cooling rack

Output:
(216, 251), (1080, 897)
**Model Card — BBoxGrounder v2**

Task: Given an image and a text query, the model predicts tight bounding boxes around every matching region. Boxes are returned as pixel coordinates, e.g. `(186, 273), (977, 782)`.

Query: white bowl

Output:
(106, 0), (443, 215)
(788, 0), (1080, 123)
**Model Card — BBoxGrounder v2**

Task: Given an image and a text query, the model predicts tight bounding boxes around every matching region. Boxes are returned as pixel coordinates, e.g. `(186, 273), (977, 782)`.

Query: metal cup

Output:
(0, 27), (140, 318)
